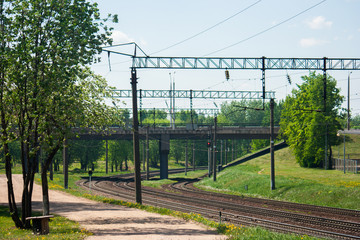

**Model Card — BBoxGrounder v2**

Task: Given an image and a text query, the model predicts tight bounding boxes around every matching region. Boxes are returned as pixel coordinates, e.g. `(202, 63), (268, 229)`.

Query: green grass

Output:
(0, 205), (90, 239)
(196, 145), (360, 210)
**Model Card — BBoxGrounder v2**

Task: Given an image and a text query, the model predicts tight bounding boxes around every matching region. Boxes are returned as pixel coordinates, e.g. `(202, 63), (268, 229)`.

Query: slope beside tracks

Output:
(222, 141), (288, 169)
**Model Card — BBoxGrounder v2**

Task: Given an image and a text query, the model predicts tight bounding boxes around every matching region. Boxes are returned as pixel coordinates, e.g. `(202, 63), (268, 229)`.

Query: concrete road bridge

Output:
(70, 125), (280, 179)
(74, 125), (280, 141)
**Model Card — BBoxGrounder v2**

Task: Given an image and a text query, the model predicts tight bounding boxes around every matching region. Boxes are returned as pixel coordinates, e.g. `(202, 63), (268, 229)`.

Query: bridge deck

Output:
(74, 126), (280, 140)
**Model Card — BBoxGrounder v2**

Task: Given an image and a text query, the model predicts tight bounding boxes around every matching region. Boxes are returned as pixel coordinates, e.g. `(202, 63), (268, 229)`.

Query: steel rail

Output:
(174, 181), (360, 220)
(123, 181), (360, 235)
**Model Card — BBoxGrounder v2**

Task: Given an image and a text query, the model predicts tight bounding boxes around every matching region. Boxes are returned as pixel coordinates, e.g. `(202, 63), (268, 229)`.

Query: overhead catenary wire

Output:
(204, 0), (327, 56)
(150, 0), (262, 55)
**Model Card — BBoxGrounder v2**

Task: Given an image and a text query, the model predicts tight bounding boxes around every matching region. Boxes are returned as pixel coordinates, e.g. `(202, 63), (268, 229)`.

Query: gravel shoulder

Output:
(0, 174), (226, 240)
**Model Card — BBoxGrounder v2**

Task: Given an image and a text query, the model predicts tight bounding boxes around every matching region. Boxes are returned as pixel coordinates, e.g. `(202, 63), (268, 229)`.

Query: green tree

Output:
(141, 109), (169, 127)
(280, 72), (343, 168)
(352, 114), (360, 129)
(109, 140), (132, 171)
(217, 100), (283, 155)
(70, 140), (105, 171)
(1, 0), (118, 228)
(170, 140), (188, 165)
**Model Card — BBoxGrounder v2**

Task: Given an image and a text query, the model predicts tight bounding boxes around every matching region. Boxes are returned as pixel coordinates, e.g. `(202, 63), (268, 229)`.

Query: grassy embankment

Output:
(197, 137), (360, 210)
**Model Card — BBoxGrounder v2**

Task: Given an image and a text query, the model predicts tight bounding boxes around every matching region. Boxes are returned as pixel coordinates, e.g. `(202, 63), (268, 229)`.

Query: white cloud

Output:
(111, 30), (134, 44)
(299, 38), (329, 47)
(306, 16), (333, 29)
(347, 35), (354, 40)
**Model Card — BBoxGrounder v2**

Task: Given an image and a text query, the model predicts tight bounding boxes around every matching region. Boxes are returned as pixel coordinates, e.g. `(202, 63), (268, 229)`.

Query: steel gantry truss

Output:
(122, 107), (220, 115)
(110, 89), (275, 100)
(133, 56), (360, 70)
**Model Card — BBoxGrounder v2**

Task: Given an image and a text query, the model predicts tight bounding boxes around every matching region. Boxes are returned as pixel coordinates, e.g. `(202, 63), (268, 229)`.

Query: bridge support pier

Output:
(159, 134), (170, 179)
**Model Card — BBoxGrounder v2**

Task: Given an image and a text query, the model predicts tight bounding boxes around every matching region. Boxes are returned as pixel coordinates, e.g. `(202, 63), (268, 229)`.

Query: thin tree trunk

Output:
(41, 143), (61, 215)
(4, 143), (23, 228)
(41, 167), (49, 215)
(125, 156), (128, 171)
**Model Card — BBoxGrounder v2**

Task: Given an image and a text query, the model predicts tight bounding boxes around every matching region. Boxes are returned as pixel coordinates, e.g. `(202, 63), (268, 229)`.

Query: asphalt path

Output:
(0, 174), (226, 240)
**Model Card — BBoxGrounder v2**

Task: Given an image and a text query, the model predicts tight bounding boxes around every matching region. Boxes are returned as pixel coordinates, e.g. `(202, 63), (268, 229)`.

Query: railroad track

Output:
(78, 170), (360, 240)
(171, 180), (360, 222)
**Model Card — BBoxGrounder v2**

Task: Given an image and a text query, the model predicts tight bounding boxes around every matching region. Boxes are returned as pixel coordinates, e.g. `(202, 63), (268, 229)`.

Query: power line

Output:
(205, 0), (327, 56)
(150, 0), (262, 55)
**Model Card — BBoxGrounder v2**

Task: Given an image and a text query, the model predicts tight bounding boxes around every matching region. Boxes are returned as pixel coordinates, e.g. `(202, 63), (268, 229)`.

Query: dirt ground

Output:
(0, 175), (226, 240)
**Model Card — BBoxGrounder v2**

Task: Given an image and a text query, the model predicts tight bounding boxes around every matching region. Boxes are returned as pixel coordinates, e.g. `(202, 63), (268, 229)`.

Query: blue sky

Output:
(90, 0), (360, 116)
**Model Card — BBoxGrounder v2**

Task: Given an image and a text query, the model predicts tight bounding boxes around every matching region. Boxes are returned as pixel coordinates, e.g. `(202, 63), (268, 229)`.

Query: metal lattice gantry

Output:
(110, 89), (275, 100)
(122, 107), (220, 115)
(132, 56), (360, 70)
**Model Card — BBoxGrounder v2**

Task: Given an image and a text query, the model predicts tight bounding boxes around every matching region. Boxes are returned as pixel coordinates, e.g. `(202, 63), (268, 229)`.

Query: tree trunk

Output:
(22, 173), (33, 229)
(4, 142), (23, 228)
(41, 142), (61, 215)
(41, 166), (50, 215)
(125, 157), (128, 171)
(49, 161), (53, 181)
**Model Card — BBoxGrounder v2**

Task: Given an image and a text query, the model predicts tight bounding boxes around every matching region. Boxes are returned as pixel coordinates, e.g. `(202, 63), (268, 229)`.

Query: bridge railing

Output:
(332, 158), (359, 174)
(112, 122), (280, 129)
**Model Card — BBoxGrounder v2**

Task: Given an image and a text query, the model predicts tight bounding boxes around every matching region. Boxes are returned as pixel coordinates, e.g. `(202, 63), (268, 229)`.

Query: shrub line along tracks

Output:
(77, 170), (360, 240)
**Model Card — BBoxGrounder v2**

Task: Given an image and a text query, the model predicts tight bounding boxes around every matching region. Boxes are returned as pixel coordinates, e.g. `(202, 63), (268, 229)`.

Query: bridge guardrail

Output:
(332, 158), (359, 174)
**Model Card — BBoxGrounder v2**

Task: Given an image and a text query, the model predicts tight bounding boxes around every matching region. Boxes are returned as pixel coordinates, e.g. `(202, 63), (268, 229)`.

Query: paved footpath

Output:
(0, 175), (226, 240)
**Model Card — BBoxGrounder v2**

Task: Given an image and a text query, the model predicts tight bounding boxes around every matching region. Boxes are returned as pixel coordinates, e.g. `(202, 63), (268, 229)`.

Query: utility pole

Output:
(224, 140), (227, 165)
(139, 89), (142, 126)
(323, 57), (328, 170)
(170, 72), (176, 129)
(192, 141), (195, 171)
(348, 72), (352, 130)
(185, 140), (188, 176)
(232, 140), (234, 162)
(190, 89), (194, 130)
(169, 73), (173, 128)
(270, 98), (275, 190)
(142, 140), (145, 171)
(213, 116), (217, 181)
(343, 123), (346, 174)
(131, 67), (142, 204)
(208, 126), (212, 177)
(146, 126), (150, 180)
(220, 140), (223, 167)
(105, 140), (108, 174)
